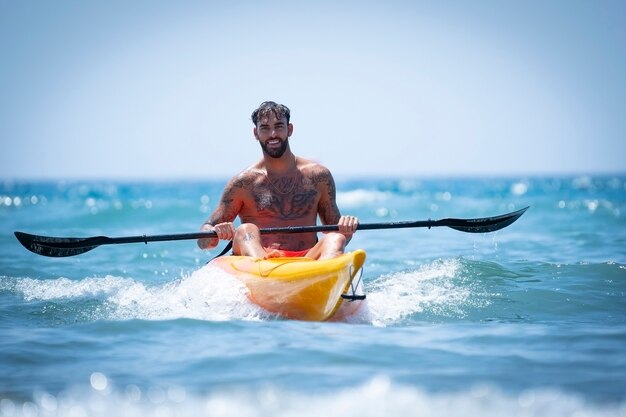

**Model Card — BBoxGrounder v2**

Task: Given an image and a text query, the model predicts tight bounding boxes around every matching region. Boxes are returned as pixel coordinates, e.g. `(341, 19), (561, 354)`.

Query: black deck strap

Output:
(207, 240), (233, 263)
(342, 264), (367, 301)
(341, 294), (367, 301)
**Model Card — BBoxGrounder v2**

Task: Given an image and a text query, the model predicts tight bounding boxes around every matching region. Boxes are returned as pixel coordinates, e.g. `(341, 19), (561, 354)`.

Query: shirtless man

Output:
(197, 101), (358, 260)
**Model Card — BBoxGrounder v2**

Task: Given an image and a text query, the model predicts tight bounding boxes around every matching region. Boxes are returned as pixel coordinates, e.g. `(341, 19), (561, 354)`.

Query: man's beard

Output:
(259, 137), (289, 158)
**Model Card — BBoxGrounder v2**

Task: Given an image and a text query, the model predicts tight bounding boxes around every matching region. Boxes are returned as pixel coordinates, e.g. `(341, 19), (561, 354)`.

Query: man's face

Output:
(254, 112), (292, 158)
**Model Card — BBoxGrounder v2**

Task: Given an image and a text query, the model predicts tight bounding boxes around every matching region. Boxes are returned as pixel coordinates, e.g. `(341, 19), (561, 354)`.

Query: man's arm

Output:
(316, 167), (358, 242)
(316, 167), (341, 225)
(197, 176), (245, 249)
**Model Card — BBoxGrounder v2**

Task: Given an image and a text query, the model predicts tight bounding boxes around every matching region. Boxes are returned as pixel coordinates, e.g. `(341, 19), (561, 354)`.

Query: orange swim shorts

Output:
(264, 248), (312, 258)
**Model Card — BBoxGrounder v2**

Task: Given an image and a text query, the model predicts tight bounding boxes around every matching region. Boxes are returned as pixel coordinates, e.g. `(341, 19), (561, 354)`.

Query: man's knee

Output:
(325, 232), (347, 248)
(234, 223), (260, 240)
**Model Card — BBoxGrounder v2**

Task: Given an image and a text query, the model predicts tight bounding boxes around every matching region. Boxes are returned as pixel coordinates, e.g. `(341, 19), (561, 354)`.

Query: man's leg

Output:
(232, 223), (268, 258)
(305, 232), (347, 260)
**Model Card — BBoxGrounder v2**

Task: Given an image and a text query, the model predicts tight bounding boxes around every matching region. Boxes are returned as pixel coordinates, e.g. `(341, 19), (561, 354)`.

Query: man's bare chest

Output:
(243, 185), (320, 221)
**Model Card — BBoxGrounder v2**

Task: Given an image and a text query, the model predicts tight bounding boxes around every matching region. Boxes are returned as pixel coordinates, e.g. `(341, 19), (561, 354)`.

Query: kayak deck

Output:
(210, 249), (366, 321)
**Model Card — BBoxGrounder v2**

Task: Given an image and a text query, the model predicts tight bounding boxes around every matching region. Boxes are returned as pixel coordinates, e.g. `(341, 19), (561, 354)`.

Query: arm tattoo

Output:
(206, 174), (248, 225)
(313, 167), (341, 225)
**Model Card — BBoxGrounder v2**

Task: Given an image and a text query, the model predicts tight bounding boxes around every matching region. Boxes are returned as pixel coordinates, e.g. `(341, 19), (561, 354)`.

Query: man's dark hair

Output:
(251, 101), (291, 126)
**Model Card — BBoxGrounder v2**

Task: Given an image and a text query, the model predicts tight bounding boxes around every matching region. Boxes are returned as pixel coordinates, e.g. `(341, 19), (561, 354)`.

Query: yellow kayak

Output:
(210, 249), (367, 321)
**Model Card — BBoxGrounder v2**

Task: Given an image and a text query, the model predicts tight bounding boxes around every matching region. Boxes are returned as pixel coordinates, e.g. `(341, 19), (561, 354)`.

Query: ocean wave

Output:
(3, 256), (623, 326)
(1, 376), (623, 417)
(337, 189), (390, 208)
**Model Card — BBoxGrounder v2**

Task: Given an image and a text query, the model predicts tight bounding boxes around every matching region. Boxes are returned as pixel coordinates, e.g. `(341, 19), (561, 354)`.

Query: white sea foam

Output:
(4, 266), (271, 322)
(106, 265), (270, 321)
(366, 258), (472, 326)
(10, 276), (134, 301)
(2, 377), (623, 417)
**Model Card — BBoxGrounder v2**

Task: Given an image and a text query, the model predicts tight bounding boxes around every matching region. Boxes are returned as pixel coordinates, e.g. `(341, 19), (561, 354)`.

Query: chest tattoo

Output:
(254, 187), (318, 219)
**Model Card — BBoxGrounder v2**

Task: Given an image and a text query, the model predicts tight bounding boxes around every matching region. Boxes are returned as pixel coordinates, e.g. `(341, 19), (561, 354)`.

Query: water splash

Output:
(365, 258), (476, 326)
(1, 266), (272, 323)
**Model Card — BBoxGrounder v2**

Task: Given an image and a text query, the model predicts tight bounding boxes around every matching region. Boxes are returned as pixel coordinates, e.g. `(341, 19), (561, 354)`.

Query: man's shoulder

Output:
(227, 167), (264, 189)
(298, 158), (335, 189)
(298, 158), (331, 176)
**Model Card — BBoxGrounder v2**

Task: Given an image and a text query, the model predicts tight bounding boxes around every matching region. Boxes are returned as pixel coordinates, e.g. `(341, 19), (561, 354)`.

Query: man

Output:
(197, 101), (358, 260)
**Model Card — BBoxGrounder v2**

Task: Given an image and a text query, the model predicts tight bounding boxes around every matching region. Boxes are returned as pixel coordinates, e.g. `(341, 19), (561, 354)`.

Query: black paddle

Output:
(14, 206), (528, 258)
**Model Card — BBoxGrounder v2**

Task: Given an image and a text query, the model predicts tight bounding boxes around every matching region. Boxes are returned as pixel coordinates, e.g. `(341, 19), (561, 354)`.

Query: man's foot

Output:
(264, 249), (285, 259)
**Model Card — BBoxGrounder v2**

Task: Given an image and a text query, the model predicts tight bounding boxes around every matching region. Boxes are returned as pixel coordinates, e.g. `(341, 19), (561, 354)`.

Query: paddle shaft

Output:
(102, 220), (461, 244)
(73, 220), (449, 245)
(104, 218), (494, 243)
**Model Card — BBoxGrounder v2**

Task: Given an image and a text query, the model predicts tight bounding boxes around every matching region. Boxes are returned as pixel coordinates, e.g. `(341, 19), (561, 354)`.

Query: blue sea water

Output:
(1, 175), (625, 416)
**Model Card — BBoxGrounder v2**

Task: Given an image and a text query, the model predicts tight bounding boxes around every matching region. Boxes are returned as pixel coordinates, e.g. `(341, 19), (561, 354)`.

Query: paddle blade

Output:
(14, 232), (104, 257)
(443, 206), (529, 233)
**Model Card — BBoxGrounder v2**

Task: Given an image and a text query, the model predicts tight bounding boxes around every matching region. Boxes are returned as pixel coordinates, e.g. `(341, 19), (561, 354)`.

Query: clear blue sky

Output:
(1, 0), (625, 179)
